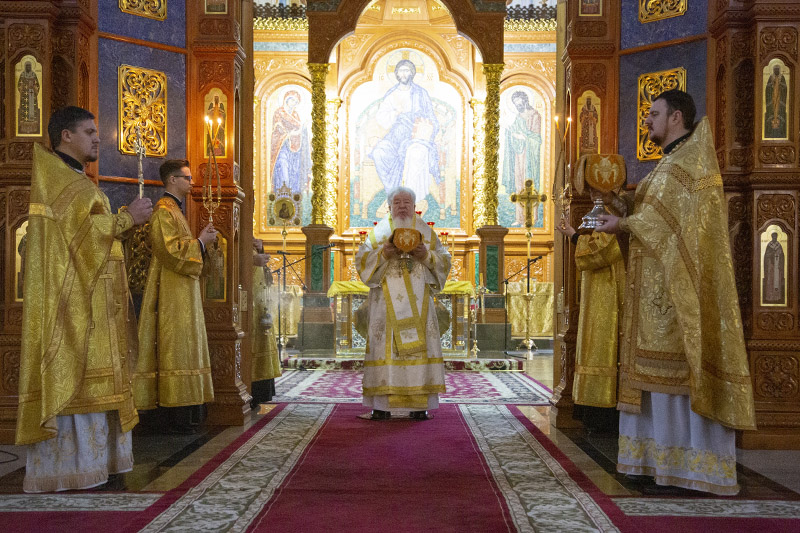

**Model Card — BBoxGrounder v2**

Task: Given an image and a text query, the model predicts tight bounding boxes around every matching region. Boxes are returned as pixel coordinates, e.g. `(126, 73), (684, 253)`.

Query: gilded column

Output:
(300, 63), (333, 342)
(324, 98), (341, 230)
(475, 64), (508, 303)
(482, 63), (504, 226)
(470, 98), (486, 231)
(308, 63), (329, 225)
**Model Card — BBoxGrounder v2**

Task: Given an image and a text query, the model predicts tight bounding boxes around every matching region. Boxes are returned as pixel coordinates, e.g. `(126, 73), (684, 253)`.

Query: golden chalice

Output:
(392, 228), (421, 271)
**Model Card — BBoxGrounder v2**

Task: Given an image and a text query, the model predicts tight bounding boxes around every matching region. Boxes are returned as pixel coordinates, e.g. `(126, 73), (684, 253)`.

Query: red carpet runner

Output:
(7, 403), (797, 532)
(248, 403), (516, 532)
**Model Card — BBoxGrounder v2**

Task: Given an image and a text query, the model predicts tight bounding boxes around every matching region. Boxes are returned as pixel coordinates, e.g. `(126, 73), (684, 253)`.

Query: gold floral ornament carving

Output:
(324, 98), (341, 229)
(118, 65), (167, 157)
(639, 0), (687, 23)
(483, 64), (504, 227)
(119, 0), (167, 21)
(637, 67), (686, 161)
(308, 63), (329, 226)
(253, 18), (308, 31)
(471, 99), (487, 231)
(504, 19), (557, 32)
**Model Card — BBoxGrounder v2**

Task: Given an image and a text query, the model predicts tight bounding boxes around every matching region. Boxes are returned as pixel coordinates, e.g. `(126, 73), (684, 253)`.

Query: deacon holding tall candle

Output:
(134, 160), (216, 433)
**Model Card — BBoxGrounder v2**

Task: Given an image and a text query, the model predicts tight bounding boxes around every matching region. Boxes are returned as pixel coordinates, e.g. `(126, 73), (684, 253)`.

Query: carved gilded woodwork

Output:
(636, 67), (686, 161)
(308, 63), (329, 226)
(199, 61), (233, 90)
(51, 28), (75, 57)
(638, 0), (687, 23)
(340, 34), (371, 65)
(118, 65), (167, 157)
(324, 98), (341, 229)
(51, 57), (71, 111)
(199, 18), (234, 36)
(253, 17), (309, 31)
(254, 57), (308, 78)
(759, 146), (796, 165)
(756, 312), (795, 331)
(574, 63), (606, 89)
(504, 58), (557, 80)
(754, 355), (800, 400)
(756, 194), (795, 230)
(9, 142), (33, 162)
(727, 194), (752, 331)
(441, 34), (469, 65)
(8, 24), (45, 57)
(119, 0), (167, 21)
(760, 27), (798, 62)
(482, 63), (503, 226)
(573, 21), (607, 38)
(504, 19), (556, 32)
(471, 98), (487, 231)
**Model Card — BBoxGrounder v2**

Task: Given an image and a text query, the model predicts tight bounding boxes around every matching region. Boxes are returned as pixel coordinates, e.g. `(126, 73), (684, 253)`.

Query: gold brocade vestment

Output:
(617, 118), (756, 430)
(573, 232), (624, 408)
(356, 214), (451, 409)
(252, 252), (281, 382)
(16, 144), (138, 445)
(134, 196), (213, 409)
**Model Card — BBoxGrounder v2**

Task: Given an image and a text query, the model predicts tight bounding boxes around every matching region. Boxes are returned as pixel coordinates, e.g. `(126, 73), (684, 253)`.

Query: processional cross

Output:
(509, 179), (547, 356)
(510, 179), (547, 258)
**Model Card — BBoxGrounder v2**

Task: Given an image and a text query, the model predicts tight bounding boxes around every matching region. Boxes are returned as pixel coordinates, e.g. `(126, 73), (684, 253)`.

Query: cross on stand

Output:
(509, 179), (547, 357)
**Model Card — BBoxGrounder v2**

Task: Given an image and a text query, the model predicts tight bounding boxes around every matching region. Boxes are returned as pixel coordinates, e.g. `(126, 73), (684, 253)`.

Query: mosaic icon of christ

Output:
(368, 59), (442, 209)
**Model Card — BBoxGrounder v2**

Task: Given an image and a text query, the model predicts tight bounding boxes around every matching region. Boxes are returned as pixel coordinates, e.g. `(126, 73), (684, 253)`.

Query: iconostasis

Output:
(253, 0), (556, 288)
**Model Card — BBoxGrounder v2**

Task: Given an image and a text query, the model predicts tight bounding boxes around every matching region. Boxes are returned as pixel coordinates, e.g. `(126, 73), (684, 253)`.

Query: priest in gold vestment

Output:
(17, 107), (153, 492)
(356, 186), (451, 420)
(597, 90), (756, 495)
(250, 240), (281, 406)
(134, 160), (216, 421)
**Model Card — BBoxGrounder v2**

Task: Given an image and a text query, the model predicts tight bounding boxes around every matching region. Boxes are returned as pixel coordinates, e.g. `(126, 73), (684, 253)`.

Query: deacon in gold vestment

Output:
(251, 240), (281, 406)
(135, 160), (217, 417)
(558, 155), (628, 430)
(597, 90), (756, 495)
(17, 107), (153, 492)
(356, 187), (451, 420)
(557, 215), (625, 418)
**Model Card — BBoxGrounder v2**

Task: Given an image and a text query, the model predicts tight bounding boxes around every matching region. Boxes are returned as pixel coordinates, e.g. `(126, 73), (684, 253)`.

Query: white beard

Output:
(393, 215), (413, 228)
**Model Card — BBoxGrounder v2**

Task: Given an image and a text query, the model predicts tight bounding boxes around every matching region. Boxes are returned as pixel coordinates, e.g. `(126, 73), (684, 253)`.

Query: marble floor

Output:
(1, 351), (799, 501)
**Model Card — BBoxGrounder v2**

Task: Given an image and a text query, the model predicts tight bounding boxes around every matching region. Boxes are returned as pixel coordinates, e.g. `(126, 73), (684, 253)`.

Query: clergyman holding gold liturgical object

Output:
(556, 153), (627, 434)
(575, 154), (626, 232)
(355, 186), (451, 421)
(134, 160), (216, 433)
(595, 89), (755, 495)
(17, 106), (152, 493)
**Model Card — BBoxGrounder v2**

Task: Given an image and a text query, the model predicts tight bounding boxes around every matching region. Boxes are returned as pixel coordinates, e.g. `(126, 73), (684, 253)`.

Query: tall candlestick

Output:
(203, 116), (222, 224)
(134, 123), (145, 199)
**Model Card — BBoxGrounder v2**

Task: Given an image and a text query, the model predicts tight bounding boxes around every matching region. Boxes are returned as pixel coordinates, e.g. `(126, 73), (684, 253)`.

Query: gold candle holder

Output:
(134, 122), (146, 199)
(203, 116), (222, 224)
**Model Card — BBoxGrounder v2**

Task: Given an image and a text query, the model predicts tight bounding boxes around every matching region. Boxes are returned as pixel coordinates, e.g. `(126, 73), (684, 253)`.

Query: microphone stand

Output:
(271, 244), (334, 369)
(501, 256), (543, 357)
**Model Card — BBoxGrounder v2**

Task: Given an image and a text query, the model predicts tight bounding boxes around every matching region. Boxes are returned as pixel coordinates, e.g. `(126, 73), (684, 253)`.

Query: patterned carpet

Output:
(3, 404), (800, 532)
(135, 404), (629, 532)
(271, 369), (552, 405)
